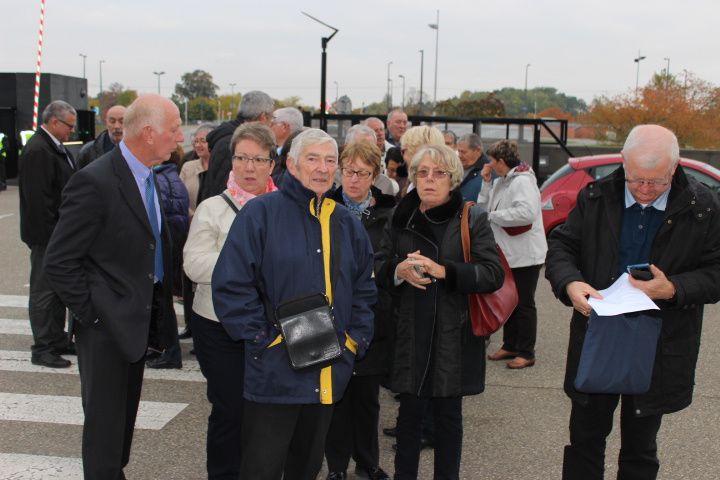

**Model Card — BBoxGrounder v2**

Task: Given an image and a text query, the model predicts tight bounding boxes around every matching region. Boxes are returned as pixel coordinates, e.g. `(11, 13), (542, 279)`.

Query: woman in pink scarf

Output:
(183, 123), (277, 479)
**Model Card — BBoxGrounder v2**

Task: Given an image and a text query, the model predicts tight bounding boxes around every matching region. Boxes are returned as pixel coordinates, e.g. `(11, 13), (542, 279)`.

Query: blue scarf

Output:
(342, 190), (372, 219)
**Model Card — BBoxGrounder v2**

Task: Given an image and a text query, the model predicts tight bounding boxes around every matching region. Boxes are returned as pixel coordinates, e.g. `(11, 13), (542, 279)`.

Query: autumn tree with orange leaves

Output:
(583, 72), (720, 148)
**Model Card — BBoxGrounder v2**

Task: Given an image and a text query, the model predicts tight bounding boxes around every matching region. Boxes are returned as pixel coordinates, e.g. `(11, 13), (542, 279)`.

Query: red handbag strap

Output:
(461, 201), (473, 263)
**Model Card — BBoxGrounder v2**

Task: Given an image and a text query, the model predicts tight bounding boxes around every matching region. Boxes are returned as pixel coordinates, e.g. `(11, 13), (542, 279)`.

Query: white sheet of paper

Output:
(587, 273), (659, 316)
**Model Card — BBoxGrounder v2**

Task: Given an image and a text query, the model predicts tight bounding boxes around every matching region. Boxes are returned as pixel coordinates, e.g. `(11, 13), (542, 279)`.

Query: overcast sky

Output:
(3, 0), (719, 110)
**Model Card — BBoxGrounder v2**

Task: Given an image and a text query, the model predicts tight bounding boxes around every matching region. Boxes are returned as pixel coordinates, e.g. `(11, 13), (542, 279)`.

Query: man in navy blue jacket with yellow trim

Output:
(212, 128), (376, 480)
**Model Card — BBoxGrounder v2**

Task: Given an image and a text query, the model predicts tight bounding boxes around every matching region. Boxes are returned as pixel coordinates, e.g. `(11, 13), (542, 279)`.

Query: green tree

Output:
(174, 70), (218, 100)
(188, 97), (217, 122)
(95, 83), (137, 117)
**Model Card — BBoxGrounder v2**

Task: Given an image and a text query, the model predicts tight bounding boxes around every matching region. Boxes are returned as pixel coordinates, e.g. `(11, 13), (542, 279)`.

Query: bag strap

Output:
(461, 201), (474, 263)
(220, 192), (240, 214)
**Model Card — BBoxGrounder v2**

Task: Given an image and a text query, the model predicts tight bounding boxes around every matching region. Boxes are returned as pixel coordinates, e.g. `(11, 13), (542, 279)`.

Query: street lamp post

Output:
(663, 57), (671, 88)
(428, 10), (439, 112)
(419, 49), (425, 113)
(398, 74), (406, 110)
(634, 51), (646, 96)
(153, 71), (165, 95)
(386, 61), (393, 110)
(79, 53), (87, 79)
(99, 59), (105, 97)
(524, 63), (531, 114)
(333, 81), (339, 103)
(229, 82), (237, 111)
(301, 11), (339, 131)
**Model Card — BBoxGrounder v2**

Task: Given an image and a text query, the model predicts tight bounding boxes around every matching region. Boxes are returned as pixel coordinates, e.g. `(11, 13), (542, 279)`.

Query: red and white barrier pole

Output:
(32, 0), (46, 131)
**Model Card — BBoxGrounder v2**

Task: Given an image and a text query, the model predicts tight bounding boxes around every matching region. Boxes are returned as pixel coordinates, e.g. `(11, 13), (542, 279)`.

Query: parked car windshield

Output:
(540, 164), (573, 192)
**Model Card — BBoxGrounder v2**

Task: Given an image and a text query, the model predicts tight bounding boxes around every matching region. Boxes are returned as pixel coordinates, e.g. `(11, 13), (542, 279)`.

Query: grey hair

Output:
(363, 116), (384, 128)
(273, 107), (304, 133)
(344, 124), (377, 145)
(442, 130), (457, 144)
(123, 94), (171, 138)
(622, 125), (680, 168)
(408, 144), (464, 189)
(230, 122), (276, 155)
(387, 108), (406, 123)
(458, 133), (483, 150)
(193, 123), (215, 139)
(288, 128), (338, 166)
(238, 90), (275, 120)
(41, 100), (76, 123)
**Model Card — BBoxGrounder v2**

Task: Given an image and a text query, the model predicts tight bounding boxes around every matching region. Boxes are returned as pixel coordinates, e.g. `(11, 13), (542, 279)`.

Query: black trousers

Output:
(29, 245), (70, 356)
(75, 319), (145, 480)
(395, 394), (463, 480)
(240, 401), (334, 480)
(502, 264), (542, 359)
(192, 312), (245, 480)
(325, 374), (382, 472)
(563, 395), (663, 480)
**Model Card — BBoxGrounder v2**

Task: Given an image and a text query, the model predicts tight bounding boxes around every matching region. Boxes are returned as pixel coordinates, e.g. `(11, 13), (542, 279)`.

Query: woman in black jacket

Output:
(325, 140), (396, 480)
(375, 144), (504, 479)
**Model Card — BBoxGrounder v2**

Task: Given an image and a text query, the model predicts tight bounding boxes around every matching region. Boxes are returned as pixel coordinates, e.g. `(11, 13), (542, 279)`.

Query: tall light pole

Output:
(153, 71), (165, 95)
(634, 51), (646, 96)
(79, 53), (87, 79)
(524, 63), (531, 114)
(386, 61), (393, 110)
(428, 10), (440, 112)
(663, 57), (671, 88)
(398, 74), (406, 110)
(99, 59), (105, 97)
(333, 81), (339, 103)
(229, 82), (237, 111)
(301, 11), (339, 131)
(419, 49), (425, 114)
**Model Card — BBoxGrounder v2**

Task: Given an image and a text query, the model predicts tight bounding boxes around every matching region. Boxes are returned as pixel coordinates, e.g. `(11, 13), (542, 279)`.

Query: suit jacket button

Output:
(150, 243), (155, 250)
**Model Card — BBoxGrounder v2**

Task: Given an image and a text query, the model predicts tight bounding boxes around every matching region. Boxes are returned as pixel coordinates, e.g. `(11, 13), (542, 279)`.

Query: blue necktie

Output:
(144, 172), (164, 282)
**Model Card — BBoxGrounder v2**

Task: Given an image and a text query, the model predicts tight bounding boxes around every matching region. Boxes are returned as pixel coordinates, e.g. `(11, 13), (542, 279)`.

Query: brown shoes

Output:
(488, 349), (519, 361)
(506, 357), (536, 369)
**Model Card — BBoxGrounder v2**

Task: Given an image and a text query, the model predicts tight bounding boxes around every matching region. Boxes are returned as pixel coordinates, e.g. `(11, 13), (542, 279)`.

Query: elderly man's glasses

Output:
(416, 169), (450, 179)
(57, 118), (75, 129)
(342, 168), (372, 179)
(232, 154), (273, 165)
(624, 176), (671, 188)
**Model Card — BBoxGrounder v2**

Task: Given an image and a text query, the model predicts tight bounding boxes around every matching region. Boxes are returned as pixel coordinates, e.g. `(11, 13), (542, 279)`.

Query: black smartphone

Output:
(627, 263), (653, 281)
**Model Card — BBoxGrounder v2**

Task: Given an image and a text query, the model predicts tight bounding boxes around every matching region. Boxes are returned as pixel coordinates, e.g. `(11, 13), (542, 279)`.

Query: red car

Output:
(539, 154), (720, 235)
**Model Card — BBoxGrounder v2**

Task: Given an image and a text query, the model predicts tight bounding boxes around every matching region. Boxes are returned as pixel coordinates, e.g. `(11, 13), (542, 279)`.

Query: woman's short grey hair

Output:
(622, 125), (680, 168)
(288, 128), (338, 166)
(238, 90), (275, 120)
(400, 126), (445, 154)
(408, 144), (464, 189)
(230, 123), (276, 154)
(193, 123), (214, 139)
(41, 100), (77, 123)
(344, 124), (377, 145)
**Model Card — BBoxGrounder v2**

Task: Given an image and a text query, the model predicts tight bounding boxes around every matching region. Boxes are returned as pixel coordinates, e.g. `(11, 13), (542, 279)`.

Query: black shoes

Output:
(326, 472), (346, 480)
(31, 352), (71, 368)
(54, 343), (76, 356)
(146, 355), (182, 369)
(355, 465), (390, 479)
(382, 426), (397, 437)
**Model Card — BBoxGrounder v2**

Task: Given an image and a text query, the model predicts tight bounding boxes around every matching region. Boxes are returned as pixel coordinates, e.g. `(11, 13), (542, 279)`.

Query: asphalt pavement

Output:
(0, 185), (719, 479)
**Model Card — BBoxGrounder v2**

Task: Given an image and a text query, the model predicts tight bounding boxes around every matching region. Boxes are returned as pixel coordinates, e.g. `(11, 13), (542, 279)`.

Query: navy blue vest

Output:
(616, 203), (665, 276)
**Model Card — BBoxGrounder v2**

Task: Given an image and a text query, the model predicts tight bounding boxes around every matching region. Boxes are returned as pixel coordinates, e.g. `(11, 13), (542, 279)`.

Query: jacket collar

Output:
(391, 188), (464, 229)
(281, 169), (334, 213)
(330, 185), (396, 210)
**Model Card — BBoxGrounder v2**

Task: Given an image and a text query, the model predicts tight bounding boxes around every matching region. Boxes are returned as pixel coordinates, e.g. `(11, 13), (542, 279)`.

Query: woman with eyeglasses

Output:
(375, 144), (503, 479)
(183, 123), (277, 479)
(478, 139), (548, 369)
(323, 140), (396, 480)
(180, 124), (214, 219)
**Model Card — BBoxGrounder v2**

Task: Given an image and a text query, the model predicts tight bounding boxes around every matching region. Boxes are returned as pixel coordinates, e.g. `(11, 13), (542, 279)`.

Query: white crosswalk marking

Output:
(0, 295), (185, 316)
(0, 350), (206, 383)
(0, 453), (83, 479)
(0, 392), (188, 430)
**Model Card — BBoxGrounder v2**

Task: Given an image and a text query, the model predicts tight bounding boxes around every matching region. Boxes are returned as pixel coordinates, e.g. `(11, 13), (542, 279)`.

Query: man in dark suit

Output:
(18, 100), (78, 368)
(44, 94), (183, 479)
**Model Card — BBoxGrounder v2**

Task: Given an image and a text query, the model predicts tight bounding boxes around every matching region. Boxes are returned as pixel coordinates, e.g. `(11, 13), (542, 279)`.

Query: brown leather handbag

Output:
(461, 202), (518, 337)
